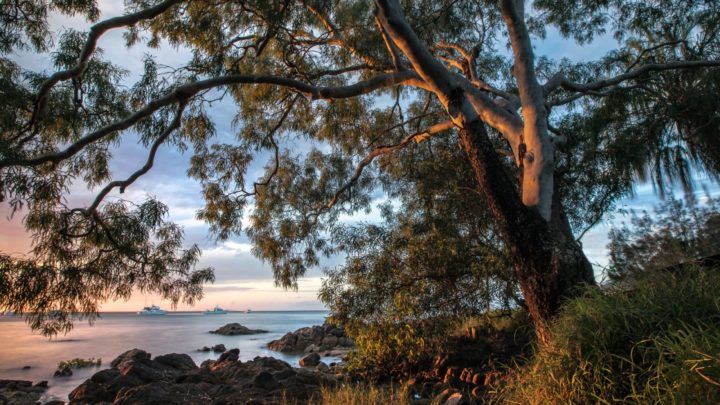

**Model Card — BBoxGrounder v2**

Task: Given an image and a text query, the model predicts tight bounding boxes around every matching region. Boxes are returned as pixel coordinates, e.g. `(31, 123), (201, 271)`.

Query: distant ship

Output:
(137, 305), (166, 315)
(203, 305), (228, 315)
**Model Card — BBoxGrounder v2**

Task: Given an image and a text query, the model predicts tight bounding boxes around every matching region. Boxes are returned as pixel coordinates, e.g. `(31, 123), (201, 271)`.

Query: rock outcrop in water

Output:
(68, 348), (339, 404)
(210, 323), (268, 335)
(267, 324), (353, 356)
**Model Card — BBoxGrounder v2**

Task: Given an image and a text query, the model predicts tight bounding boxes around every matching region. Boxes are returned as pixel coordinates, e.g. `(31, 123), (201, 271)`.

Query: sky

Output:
(1, 2), (718, 311)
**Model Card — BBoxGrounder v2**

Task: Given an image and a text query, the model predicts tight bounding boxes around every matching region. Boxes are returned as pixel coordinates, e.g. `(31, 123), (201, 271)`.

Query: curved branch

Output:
(84, 101), (187, 214)
(3, 70), (427, 169)
(30, 0), (184, 127)
(543, 60), (720, 94)
(325, 120), (454, 209)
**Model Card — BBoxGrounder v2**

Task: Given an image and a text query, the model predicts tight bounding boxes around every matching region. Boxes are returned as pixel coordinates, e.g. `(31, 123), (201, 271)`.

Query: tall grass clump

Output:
(498, 266), (720, 404)
(278, 384), (411, 405)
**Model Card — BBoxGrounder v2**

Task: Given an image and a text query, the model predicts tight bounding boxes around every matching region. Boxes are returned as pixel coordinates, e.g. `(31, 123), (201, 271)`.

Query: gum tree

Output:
(1, 0), (719, 341)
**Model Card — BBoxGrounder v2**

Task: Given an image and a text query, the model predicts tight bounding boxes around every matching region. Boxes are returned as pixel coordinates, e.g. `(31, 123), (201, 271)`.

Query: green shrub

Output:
(497, 267), (720, 404)
(57, 357), (102, 370)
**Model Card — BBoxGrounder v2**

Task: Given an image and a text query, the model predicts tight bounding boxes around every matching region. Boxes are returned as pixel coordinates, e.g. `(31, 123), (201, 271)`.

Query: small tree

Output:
(608, 194), (720, 280)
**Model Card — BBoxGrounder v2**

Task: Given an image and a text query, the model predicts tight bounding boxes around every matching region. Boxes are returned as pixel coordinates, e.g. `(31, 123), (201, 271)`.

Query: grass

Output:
(278, 383), (411, 405)
(495, 266), (720, 404)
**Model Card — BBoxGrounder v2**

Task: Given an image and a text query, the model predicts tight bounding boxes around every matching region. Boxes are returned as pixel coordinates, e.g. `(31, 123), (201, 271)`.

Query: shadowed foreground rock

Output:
(0, 380), (48, 405)
(267, 325), (353, 356)
(68, 348), (339, 404)
(210, 323), (269, 335)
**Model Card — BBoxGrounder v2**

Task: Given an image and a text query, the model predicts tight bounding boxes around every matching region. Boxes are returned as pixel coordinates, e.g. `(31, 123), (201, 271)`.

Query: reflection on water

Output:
(0, 311), (329, 401)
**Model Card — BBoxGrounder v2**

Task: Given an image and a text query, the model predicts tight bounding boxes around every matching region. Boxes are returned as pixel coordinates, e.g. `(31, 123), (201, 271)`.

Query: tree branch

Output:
(30, 0), (184, 128)
(500, 0), (554, 220)
(325, 120), (454, 209)
(84, 101), (187, 214)
(543, 60), (720, 95)
(3, 70), (427, 169)
(374, 0), (523, 157)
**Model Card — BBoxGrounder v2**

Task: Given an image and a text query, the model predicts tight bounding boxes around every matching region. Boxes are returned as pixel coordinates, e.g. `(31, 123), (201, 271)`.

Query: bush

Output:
(57, 357), (102, 370)
(497, 267), (720, 404)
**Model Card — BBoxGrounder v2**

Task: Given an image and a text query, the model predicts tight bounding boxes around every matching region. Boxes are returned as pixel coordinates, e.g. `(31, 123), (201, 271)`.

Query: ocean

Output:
(0, 310), (330, 402)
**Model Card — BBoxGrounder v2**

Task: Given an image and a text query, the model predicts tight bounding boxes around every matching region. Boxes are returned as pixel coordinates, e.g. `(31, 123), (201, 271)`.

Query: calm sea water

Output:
(0, 311), (329, 402)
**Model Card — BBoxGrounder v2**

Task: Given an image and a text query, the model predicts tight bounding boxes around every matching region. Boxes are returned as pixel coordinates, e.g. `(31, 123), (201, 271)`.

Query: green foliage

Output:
(319, 135), (520, 377)
(608, 194), (720, 280)
(497, 267), (720, 404)
(57, 357), (101, 370)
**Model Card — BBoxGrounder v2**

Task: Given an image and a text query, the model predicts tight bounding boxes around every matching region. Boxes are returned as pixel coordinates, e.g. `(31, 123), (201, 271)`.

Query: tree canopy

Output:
(1, 0), (719, 337)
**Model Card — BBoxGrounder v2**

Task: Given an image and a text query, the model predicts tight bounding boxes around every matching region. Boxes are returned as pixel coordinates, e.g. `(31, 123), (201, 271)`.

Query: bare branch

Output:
(84, 101), (187, 214)
(374, 0), (523, 153)
(325, 120), (454, 209)
(501, 0), (554, 220)
(543, 59), (720, 95)
(374, 13), (404, 70)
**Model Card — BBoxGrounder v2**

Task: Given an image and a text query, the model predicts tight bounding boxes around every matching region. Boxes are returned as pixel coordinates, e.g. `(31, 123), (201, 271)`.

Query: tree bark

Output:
(457, 119), (595, 345)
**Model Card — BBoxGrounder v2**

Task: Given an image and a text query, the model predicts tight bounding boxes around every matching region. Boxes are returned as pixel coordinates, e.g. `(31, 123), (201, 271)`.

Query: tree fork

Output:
(457, 119), (595, 345)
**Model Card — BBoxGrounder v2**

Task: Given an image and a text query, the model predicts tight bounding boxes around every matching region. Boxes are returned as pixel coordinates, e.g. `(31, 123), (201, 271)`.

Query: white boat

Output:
(137, 305), (166, 315)
(203, 305), (228, 315)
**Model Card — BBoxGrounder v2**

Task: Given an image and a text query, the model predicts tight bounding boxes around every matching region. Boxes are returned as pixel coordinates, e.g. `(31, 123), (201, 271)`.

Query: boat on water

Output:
(203, 305), (228, 315)
(137, 305), (166, 315)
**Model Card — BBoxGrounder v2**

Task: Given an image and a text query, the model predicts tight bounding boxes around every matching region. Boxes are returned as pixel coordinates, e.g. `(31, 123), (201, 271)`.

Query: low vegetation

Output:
(496, 267), (720, 404)
(57, 357), (102, 370)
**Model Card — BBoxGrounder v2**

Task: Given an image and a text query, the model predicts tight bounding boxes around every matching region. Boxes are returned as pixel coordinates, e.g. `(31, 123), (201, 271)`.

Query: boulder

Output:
(212, 344), (227, 353)
(111, 349), (152, 368)
(54, 367), (73, 378)
(252, 371), (278, 390)
(267, 324), (354, 354)
(210, 323), (268, 335)
(217, 348), (240, 363)
(154, 353), (198, 371)
(299, 353), (320, 367)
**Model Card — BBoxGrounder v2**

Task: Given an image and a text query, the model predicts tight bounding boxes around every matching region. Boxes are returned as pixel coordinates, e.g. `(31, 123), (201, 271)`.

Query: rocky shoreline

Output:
(66, 348), (342, 405)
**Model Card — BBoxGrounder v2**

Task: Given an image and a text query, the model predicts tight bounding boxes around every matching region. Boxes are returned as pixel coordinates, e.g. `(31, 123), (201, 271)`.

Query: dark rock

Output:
(0, 379), (47, 404)
(111, 348), (152, 368)
(21, 366), (31, 370)
(272, 369), (296, 381)
(199, 346), (211, 352)
(154, 353), (197, 371)
(217, 348), (240, 363)
(299, 353), (320, 367)
(212, 344), (227, 353)
(444, 392), (469, 405)
(210, 323), (268, 335)
(267, 324), (353, 354)
(68, 349), (325, 405)
(433, 388), (459, 405)
(54, 367), (73, 378)
(45, 401), (65, 405)
(34, 381), (48, 388)
(252, 371), (277, 389)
